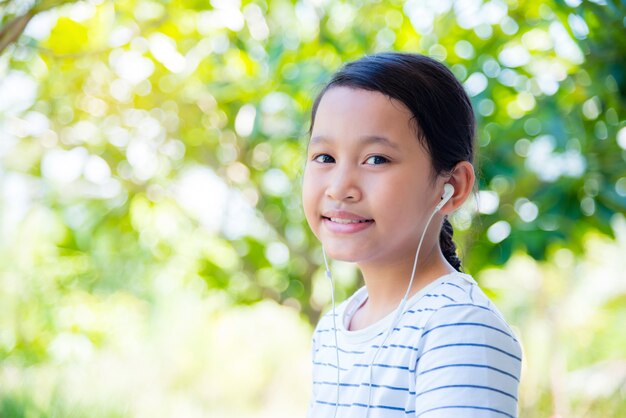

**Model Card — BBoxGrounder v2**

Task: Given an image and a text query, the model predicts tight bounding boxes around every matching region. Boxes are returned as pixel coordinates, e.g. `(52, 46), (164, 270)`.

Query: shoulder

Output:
(412, 274), (522, 417)
(428, 274), (517, 337)
(403, 272), (490, 319)
(416, 273), (522, 366)
(421, 301), (521, 354)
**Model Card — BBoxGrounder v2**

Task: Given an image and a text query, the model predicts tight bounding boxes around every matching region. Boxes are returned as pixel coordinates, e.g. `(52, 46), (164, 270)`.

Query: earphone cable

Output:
(321, 185), (451, 418)
(364, 205), (440, 418)
(322, 246), (340, 418)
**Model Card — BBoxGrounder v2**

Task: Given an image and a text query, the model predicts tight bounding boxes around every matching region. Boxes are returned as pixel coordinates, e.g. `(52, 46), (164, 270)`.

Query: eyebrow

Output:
(309, 135), (401, 150)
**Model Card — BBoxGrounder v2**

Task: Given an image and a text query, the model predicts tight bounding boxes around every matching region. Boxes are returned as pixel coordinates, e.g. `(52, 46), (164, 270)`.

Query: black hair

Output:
(308, 52), (476, 271)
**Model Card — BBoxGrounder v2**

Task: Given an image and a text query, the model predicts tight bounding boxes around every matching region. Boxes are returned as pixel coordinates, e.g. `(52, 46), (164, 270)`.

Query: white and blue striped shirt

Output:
(308, 271), (522, 417)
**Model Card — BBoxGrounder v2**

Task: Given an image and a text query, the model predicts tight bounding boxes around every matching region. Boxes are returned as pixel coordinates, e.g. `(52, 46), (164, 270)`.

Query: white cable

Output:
(364, 205), (441, 418)
(322, 246), (340, 418)
(322, 185), (452, 417)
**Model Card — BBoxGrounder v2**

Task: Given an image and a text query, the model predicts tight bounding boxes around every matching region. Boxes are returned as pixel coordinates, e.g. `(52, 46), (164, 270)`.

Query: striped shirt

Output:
(307, 271), (522, 417)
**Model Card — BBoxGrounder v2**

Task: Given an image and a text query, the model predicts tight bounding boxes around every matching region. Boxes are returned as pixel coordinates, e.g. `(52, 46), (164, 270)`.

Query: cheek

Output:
(369, 173), (429, 221)
(301, 170), (322, 230)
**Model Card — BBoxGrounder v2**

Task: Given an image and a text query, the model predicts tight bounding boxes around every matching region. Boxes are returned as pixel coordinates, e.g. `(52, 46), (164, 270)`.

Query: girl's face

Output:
(302, 87), (443, 265)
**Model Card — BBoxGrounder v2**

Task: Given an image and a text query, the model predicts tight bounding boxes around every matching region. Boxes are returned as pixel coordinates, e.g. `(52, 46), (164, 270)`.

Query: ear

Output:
(439, 161), (475, 214)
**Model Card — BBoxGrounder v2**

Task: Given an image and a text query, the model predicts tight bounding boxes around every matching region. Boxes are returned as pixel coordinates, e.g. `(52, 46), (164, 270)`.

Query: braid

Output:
(439, 217), (462, 272)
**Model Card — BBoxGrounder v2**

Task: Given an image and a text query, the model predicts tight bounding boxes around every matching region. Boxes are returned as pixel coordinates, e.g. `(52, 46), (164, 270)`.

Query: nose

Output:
(325, 165), (362, 202)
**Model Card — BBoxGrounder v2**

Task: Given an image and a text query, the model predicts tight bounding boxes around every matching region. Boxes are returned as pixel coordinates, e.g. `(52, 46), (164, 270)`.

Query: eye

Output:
(313, 154), (335, 163)
(365, 155), (390, 165)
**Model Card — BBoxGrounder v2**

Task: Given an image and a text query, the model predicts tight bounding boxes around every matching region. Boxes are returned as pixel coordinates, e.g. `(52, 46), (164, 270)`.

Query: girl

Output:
(302, 52), (522, 417)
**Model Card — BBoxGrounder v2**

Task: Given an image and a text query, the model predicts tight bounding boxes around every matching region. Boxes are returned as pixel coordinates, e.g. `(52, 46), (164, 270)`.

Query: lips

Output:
(321, 210), (374, 233)
(321, 210), (374, 222)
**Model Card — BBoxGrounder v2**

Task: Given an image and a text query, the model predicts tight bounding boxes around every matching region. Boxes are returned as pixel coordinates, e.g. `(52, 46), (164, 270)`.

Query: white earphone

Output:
(436, 182), (455, 211)
(321, 183), (454, 418)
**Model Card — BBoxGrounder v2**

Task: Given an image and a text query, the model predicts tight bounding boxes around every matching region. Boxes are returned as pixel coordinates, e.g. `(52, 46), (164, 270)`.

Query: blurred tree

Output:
(0, 0), (624, 321)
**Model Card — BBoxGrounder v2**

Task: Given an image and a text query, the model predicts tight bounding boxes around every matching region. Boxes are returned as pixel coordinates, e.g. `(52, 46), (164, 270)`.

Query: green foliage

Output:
(0, 0), (625, 416)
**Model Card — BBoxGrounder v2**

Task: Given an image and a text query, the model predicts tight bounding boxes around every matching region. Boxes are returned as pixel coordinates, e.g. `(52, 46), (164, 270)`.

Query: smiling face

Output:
(302, 86), (443, 264)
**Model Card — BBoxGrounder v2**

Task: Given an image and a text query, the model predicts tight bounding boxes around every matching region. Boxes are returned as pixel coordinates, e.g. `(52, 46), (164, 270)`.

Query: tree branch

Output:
(0, 11), (34, 55)
(0, 0), (83, 56)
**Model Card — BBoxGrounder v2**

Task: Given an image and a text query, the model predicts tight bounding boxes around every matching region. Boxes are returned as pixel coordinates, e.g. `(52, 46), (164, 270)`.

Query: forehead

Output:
(311, 86), (418, 147)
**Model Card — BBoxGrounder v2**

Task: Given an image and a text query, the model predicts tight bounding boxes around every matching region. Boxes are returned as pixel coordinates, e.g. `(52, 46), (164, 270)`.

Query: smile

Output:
(322, 217), (374, 233)
(328, 217), (372, 224)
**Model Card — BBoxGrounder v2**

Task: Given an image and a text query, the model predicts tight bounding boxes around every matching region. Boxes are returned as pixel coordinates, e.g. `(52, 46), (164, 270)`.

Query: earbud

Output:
(435, 183), (454, 211)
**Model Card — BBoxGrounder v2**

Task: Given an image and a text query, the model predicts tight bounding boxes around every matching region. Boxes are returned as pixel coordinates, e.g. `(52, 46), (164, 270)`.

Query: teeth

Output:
(329, 218), (370, 224)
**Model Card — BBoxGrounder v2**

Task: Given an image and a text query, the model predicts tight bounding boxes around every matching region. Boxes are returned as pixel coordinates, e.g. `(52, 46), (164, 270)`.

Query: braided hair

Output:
(309, 53), (475, 271)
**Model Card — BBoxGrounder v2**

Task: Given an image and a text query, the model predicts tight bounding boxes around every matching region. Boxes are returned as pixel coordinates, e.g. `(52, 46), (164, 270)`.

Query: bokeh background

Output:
(1, 0), (625, 416)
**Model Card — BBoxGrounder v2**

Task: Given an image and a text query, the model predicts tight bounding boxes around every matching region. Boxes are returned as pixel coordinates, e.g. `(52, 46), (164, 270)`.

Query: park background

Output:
(1, 0), (625, 416)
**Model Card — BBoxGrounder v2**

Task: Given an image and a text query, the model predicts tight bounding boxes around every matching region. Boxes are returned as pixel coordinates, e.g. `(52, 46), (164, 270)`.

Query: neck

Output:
(355, 239), (455, 323)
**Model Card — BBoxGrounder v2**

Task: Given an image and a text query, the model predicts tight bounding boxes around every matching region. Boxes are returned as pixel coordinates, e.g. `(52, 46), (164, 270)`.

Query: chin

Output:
(321, 243), (363, 263)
